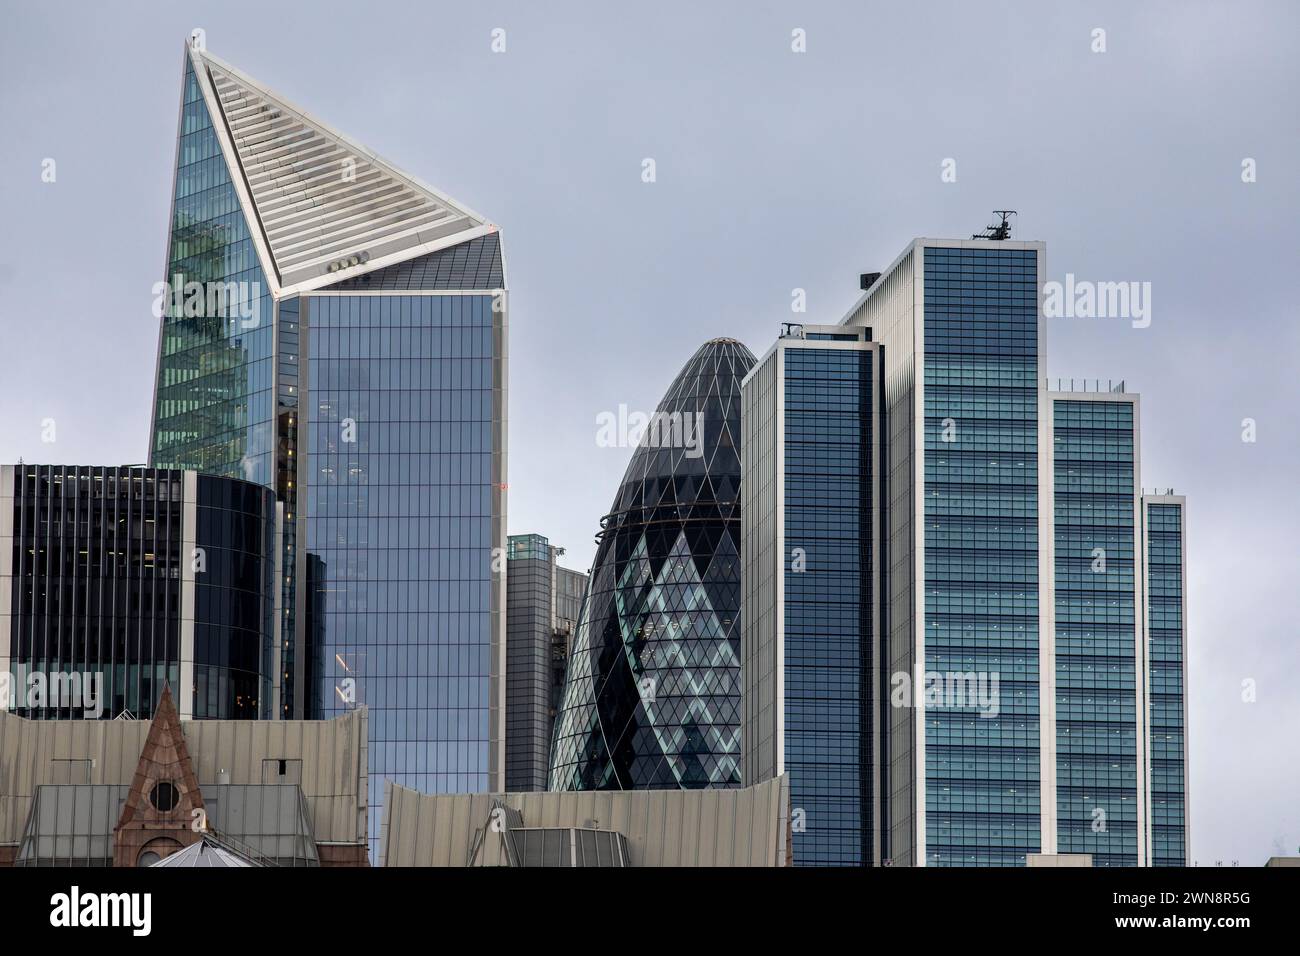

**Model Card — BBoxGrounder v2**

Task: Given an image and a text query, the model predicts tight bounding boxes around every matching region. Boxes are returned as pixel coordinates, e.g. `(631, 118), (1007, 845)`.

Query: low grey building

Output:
(0, 690), (368, 866)
(381, 774), (790, 866)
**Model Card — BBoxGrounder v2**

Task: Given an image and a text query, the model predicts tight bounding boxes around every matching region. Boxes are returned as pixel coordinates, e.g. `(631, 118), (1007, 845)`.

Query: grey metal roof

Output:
(323, 233), (504, 291)
(0, 707), (368, 851)
(187, 44), (497, 295)
(382, 774), (790, 867)
(201, 784), (319, 865)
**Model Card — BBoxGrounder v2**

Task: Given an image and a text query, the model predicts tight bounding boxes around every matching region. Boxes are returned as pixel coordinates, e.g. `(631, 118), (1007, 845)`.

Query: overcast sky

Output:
(1, 0), (1296, 866)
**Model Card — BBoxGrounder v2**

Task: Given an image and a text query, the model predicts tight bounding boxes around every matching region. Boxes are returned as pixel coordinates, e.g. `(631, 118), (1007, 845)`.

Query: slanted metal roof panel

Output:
(192, 47), (496, 296)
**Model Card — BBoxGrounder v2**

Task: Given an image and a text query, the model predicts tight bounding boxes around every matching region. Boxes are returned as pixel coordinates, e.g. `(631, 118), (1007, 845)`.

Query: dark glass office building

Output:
(550, 338), (754, 791)
(741, 327), (881, 866)
(505, 533), (587, 792)
(0, 464), (279, 720)
(147, 39), (508, 856)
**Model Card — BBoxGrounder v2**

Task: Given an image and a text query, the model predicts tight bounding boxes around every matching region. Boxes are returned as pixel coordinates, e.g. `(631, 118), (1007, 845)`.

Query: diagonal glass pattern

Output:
(549, 339), (754, 791)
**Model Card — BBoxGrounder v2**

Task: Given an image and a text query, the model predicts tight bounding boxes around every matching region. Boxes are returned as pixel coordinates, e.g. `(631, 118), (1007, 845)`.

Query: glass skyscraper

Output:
(835, 241), (1047, 866)
(1050, 394), (1142, 866)
(505, 533), (587, 792)
(920, 245), (1043, 866)
(734, 236), (1191, 866)
(150, 58), (276, 487)
(741, 326), (881, 866)
(1142, 494), (1188, 866)
(147, 38), (507, 856)
(550, 339), (754, 791)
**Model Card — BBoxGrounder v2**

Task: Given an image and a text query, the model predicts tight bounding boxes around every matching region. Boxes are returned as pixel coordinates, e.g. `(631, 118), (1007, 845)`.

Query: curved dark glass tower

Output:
(549, 338), (754, 790)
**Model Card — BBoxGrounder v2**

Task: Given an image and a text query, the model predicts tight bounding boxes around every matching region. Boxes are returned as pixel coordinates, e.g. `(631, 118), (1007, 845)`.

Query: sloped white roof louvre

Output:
(191, 47), (496, 296)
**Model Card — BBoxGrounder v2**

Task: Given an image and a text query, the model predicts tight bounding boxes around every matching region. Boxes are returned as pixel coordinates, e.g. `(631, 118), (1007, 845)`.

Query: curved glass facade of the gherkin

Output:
(549, 338), (754, 791)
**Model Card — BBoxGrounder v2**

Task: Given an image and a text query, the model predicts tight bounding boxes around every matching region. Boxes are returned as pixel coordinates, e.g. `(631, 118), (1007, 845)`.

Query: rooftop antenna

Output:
(972, 210), (1017, 240)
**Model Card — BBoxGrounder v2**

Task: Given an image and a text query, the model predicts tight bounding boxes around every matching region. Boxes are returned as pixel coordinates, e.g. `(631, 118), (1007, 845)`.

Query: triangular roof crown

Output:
(184, 39), (497, 296)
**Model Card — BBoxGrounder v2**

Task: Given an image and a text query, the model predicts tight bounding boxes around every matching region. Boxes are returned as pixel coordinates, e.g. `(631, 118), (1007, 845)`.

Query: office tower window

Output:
(305, 293), (502, 854)
(151, 61), (275, 487)
(923, 247), (1041, 866)
(1052, 398), (1140, 866)
(1144, 498), (1187, 866)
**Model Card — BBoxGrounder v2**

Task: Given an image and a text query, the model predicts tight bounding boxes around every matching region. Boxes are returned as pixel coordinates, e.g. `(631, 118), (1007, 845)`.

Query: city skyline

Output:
(739, 240), (1188, 867)
(1, 2), (1297, 868)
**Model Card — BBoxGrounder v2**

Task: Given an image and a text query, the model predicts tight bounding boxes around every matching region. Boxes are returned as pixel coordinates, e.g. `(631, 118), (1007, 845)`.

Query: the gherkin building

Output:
(549, 338), (755, 790)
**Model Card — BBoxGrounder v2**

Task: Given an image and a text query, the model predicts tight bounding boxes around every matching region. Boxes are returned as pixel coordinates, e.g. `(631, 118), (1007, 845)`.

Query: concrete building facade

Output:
(0, 689), (368, 866)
